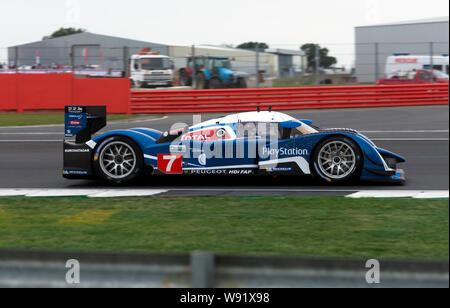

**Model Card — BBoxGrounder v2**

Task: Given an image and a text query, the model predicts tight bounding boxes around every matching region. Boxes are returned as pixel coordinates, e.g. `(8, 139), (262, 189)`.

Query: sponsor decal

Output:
(63, 170), (89, 175)
(170, 145), (186, 153)
(69, 121), (82, 126)
(198, 154), (207, 166)
(188, 169), (254, 175)
(67, 106), (83, 113)
(262, 147), (309, 157)
(68, 114), (84, 120)
(267, 167), (293, 172)
(395, 58), (418, 64)
(181, 127), (231, 142)
(65, 149), (90, 153)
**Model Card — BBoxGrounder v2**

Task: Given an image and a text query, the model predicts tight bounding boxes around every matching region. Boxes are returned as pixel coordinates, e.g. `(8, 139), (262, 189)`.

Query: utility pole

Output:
(191, 45), (196, 89)
(429, 42), (434, 83)
(123, 46), (130, 78)
(315, 44), (320, 85)
(255, 45), (260, 88)
(14, 46), (19, 70)
(374, 42), (379, 82)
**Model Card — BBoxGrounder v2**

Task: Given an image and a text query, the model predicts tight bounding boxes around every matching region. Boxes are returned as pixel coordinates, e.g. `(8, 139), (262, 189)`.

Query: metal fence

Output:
(0, 250), (448, 288)
(0, 42), (448, 86)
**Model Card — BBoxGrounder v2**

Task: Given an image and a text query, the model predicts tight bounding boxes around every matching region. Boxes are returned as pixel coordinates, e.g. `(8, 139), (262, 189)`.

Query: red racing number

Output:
(158, 154), (183, 174)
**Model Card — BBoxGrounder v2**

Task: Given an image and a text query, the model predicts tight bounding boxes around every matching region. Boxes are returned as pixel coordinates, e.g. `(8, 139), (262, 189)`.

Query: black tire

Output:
(209, 77), (222, 89)
(195, 73), (208, 89)
(179, 70), (191, 86)
(237, 78), (247, 88)
(93, 136), (144, 184)
(310, 136), (363, 184)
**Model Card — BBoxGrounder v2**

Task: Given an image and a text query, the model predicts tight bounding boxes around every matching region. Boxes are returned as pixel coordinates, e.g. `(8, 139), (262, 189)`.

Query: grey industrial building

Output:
(355, 17), (449, 83)
(8, 32), (168, 71)
(8, 32), (305, 77)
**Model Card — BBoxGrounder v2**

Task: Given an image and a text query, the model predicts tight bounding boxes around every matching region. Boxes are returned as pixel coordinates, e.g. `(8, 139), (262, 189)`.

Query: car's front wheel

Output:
(311, 137), (363, 183)
(93, 136), (144, 184)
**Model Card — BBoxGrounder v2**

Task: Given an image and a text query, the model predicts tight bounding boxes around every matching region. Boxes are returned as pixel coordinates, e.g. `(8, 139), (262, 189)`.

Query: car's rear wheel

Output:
(311, 137), (362, 183)
(93, 136), (144, 184)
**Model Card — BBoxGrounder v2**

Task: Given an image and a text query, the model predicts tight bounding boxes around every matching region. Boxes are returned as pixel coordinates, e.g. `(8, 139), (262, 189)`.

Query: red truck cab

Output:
(377, 69), (449, 85)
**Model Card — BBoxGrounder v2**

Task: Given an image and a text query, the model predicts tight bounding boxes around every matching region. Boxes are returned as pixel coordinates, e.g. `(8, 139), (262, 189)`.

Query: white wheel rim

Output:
(99, 141), (137, 179)
(317, 141), (356, 179)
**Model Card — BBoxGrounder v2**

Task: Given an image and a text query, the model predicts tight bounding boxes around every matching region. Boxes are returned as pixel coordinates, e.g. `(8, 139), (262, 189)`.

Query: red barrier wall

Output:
(0, 74), (130, 114)
(0, 74), (18, 112)
(73, 78), (130, 114)
(131, 84), (449, 113)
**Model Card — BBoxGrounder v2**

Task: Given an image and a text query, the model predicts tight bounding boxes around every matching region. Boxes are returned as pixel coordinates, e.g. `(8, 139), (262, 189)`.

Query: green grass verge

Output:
(0, 197), (448, 260)
(0, 113), (136, 127)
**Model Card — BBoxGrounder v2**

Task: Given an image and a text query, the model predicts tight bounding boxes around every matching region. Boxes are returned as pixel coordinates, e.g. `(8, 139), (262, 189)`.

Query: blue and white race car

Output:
(63, 106), (406, 184)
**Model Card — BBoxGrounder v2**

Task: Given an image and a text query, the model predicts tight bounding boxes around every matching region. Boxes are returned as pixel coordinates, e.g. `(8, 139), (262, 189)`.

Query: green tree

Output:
(300, 43), (337, 71)
(43, 28), (86, 40)
(237, 42), (269, 51)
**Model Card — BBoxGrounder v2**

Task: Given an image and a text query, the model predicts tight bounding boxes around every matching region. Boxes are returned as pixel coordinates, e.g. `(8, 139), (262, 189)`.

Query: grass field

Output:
(0, 113), (136, 127)
(0, 197), (448, 260)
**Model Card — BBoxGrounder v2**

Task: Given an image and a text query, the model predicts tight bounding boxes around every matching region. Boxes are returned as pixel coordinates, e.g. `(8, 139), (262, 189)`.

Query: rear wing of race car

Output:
(63, 106), (106, 179)
(65, 106), (106, 144)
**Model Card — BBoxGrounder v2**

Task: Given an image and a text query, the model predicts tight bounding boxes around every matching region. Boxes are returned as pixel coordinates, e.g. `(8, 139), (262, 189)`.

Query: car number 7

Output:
(158, 154), (183, 174)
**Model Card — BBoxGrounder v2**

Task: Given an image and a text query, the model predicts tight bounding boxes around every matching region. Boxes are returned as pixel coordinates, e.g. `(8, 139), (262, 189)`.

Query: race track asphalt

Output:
(0, 105), (448, 197)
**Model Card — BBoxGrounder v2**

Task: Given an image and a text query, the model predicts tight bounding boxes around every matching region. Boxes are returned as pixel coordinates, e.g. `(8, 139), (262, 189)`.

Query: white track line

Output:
(0, 189), (168, 198)
(0, 189), (447, 199)
(0, 116), (168, 130)
(0, 140), (61, 142)
(371, 138), (449, 141)
(347, 190), (449, 199)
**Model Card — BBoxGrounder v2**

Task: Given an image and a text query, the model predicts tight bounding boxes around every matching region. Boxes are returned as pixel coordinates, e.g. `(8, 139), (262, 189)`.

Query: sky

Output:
(0, 0), (449, 67)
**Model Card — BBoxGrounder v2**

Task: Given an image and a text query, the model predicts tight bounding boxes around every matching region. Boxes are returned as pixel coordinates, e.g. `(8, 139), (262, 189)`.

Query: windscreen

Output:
(141, 58), (170, 70)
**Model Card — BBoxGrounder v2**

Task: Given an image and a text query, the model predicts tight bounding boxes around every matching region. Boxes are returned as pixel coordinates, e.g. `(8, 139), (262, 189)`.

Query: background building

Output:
(7, 32), (305, 78)
(355, 17), (449, 83)
(8, 32), (168, 71)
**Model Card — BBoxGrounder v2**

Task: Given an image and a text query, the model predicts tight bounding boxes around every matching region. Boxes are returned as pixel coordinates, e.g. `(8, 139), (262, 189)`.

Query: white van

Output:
(385, 55), (449, 78)
(130, 53), (173, 88)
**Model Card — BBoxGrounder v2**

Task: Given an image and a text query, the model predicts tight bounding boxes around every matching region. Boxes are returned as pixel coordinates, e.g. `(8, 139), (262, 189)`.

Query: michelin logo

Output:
(262, 147), (308, 157)
(267, 167), (293, 172)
